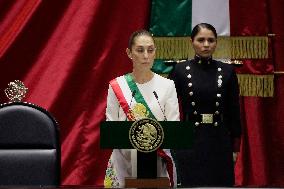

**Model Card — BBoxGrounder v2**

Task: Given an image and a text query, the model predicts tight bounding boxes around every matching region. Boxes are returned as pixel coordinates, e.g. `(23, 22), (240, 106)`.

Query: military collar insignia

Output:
(194, 55), (213, 65)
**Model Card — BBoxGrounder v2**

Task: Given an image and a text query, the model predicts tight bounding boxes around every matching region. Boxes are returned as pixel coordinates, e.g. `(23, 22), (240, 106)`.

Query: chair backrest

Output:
(0, 102), (60, 186)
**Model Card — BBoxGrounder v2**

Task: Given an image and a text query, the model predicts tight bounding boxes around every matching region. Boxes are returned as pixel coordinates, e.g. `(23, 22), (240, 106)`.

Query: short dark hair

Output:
(191, 23), (217, 40)
(128, 29), (154, 50)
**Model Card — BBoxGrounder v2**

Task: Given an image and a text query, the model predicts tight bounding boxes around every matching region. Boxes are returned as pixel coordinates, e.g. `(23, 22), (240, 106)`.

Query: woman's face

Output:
(127, 35), (155, 71)
(191, 27), (217, 58)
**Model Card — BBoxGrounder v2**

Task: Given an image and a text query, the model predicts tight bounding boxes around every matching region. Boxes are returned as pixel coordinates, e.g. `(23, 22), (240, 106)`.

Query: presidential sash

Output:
(109, 73), (175, 186)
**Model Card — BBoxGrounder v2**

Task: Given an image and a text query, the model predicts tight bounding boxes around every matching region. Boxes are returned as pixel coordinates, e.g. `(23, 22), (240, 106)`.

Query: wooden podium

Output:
(125, 177), (170, 188)
(100, 121), (193, 188)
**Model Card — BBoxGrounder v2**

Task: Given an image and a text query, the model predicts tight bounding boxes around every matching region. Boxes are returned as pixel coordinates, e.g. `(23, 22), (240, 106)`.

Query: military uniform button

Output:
(191, 102), (195, 106)
(193, 111), (197, 115)
(186, 66), (190, 70)
(187, 74), (191, 78)
(218, 67), (222, 71)
(215, 111), (219, 115)
(195, 122), (200, 126)
(189, 91), (193, 96)
(216, 102), (219, 106)
(214, 122), (218, 126)
(188, 83), (192, 87)
(218, 79), (222, 87)
(217, 93), (221, 97)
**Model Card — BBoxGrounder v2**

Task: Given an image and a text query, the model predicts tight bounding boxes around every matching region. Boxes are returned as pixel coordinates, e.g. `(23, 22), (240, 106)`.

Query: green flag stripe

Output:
(150, 0), (192, 36)
(149, 0), (193, 74)
(151, 59), (174, 74)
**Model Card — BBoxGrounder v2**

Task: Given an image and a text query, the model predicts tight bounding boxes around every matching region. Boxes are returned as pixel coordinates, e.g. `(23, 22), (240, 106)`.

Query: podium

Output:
(101, 120), (193, 188)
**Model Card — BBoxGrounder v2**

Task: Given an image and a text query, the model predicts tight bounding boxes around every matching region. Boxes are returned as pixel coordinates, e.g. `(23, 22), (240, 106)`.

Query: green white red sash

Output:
(109, 73), (175, 187)
(124, 73), (156, 119)
(109, 77), (134, 120)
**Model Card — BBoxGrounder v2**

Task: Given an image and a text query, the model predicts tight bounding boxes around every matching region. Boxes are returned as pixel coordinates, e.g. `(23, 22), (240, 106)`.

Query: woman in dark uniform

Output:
(170, 23), (241, 187)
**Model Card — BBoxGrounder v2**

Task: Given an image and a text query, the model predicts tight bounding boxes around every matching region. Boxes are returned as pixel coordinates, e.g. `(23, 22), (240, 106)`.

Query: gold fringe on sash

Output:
(154, 36), (268, 59)
(237, 74), (274, 97)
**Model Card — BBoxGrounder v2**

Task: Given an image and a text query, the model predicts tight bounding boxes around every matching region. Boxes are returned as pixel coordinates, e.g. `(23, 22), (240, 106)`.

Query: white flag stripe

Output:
(191, 0), (230, 36)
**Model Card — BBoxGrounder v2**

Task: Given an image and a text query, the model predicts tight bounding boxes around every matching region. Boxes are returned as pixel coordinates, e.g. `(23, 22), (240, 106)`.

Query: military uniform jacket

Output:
(169, 57), (241, 186)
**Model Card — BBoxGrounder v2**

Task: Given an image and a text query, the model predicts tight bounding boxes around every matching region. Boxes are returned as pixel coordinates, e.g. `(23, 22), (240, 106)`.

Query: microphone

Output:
(153, 91), (167, 121)
(129, 90), (136, 108)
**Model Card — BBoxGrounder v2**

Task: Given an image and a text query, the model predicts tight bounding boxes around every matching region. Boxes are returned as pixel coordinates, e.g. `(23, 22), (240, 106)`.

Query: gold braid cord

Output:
(154, 36), (268, 59)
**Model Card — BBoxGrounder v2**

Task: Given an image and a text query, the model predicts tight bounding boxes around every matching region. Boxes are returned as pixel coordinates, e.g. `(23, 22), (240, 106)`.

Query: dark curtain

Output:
(0, 0), (283, 187)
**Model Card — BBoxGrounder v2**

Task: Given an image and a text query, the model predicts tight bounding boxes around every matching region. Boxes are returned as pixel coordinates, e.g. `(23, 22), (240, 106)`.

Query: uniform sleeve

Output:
(164, 80), (180, 121)
(106, 84), (120, 121)
(168, 64), (185, 120)
(168, 63), (181, 97)
(226, 68), (242, 151)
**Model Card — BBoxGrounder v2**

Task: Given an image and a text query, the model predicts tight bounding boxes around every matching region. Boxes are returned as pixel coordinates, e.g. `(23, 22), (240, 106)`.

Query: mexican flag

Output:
(150, 0), (273, 98)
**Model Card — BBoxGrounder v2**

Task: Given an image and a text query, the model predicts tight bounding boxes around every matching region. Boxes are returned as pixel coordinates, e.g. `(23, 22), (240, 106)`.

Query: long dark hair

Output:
(191, 23), (217, 40)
